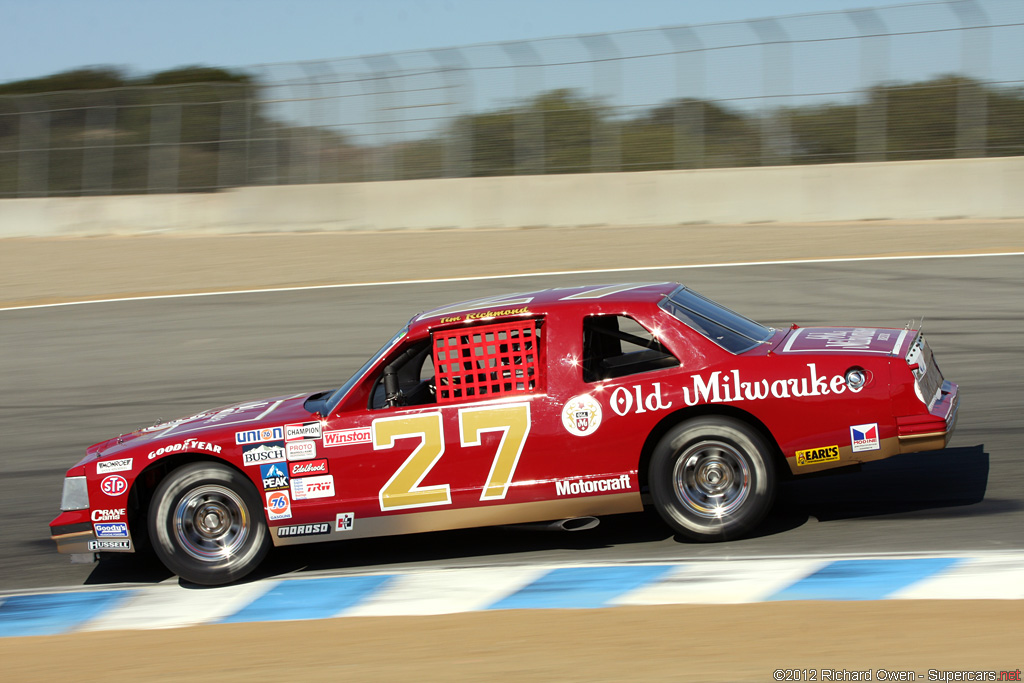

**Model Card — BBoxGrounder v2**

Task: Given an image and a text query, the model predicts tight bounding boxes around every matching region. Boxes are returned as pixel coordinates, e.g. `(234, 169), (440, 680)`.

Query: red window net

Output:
(433, 320), (541, 403)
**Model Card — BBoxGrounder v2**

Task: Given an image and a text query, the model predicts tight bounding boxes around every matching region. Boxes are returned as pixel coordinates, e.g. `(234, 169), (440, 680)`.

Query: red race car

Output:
(51, 283), (959, 584)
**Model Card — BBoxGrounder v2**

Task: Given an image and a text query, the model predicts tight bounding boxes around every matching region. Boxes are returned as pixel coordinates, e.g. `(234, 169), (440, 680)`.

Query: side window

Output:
(582, 315), (678, 382)
(434, 319), (543, 403)
(370, 341), (436, 409)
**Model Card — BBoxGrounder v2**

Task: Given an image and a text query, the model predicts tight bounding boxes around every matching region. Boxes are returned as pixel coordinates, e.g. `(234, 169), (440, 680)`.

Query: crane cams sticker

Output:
(562, 394), (603, 436)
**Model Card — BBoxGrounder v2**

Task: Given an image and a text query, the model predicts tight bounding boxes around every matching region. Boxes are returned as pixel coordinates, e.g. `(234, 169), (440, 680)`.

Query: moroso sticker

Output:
(265, 490), (291, 520)
(286, 440), (317, 461)
(324, 427), (372, 448)
(277, 522), (331, 538)
(259, 462), (289, 491)
(242, 442), (287, 466)
(100, 475), (128, 496)
(562, 395), (602, 437)
(93, 522), (129, 538)
(796, 445), (840, 466)
(291, 475), (335, 500)
(89, 539), (131, 551)
(285, 422), (322, 441)
(96, 458), (132, 474)
(289, 459), (328, 478)
(850, 423), (880, 452)
(236, 426), (285, 445)
(336, 512), (355, 532)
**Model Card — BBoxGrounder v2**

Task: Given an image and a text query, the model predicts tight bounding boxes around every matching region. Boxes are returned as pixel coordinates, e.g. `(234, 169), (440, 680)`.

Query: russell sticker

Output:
(850, 423), (880, 452)
(562, 395), (602, 436)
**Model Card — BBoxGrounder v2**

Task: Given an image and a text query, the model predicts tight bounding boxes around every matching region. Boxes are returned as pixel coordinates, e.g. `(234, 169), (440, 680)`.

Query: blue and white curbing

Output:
(1, 552), (1022, 638)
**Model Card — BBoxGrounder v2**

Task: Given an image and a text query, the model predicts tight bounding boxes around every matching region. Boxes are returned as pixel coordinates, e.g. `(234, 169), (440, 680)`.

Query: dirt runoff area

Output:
(2, 220), (1022, 679)
(1, 602), (1021, 682)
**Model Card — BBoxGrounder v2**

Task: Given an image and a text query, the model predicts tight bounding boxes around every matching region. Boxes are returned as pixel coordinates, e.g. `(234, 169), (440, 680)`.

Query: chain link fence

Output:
(1, 0), (1023, 197)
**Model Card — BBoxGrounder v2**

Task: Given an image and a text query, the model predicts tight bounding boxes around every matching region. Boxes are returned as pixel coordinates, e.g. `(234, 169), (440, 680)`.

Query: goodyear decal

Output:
(796, 444), (840, 466)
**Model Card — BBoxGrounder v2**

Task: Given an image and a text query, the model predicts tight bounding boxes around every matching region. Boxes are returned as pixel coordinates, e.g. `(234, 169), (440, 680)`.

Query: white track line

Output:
(3, 251), (1024, 313)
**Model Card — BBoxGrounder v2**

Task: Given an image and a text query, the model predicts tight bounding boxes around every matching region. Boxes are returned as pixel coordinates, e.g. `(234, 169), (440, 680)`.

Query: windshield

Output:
(323, 326), (408, 414)
(659, 286), (773, 354)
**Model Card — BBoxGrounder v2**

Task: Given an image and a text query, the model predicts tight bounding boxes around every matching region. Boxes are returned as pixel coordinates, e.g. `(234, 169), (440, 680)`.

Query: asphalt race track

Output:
(2, 254), (1022, 592)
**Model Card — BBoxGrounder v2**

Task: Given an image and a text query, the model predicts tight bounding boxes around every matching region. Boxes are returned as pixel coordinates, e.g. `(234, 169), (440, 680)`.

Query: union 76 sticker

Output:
(562, 394), (603, 437)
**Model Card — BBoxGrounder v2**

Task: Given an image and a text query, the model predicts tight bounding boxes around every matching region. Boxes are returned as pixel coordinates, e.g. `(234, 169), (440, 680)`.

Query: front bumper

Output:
(897, 380), (959, 453)
(51, 512), (134, 555)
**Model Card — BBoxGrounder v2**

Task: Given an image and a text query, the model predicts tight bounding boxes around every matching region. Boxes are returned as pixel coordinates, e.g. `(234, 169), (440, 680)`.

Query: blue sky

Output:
(2, 0), (936, 83)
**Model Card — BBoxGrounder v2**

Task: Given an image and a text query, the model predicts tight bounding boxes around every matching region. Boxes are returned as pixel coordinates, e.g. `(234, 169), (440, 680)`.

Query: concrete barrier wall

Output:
(2, 156), (1022, 237)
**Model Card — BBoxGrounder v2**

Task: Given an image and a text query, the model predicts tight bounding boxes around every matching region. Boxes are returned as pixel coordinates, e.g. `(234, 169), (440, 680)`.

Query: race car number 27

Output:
(372, 403), (531, 511)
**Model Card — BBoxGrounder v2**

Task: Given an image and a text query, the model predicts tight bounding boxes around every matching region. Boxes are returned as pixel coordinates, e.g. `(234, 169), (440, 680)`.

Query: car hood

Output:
(87, 392), (316, 457)
(776, 326), (914, 357)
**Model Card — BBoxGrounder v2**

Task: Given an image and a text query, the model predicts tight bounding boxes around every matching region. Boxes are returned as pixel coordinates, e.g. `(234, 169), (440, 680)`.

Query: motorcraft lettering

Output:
(96, 458), (132, 474)
(235, 426), (285, 445)
(850, 423), (880, 452)
(336, 512), (355, 531)
(285, 422), (322, 441)
(100, 475), (128, 496)
(242, 442), (287, 466)
(796, 445), (840, 466)
(289, 459), (328, 478)
(91, 508), (126, 522)
(148, 439), (223, 460)
(89, 539), (131, 551)
(260, 462), (289, 491)
(93, 522), (129, 538)
(555, 474), (631, 496)
(561, 394), (603, 436)
(286, 440), (317, 461)
(324, 427), (373, 448)
(276, 522), (331, 538)
(681, 363), (860, 407)
(291, 474), (335, 501)
(610, 383), (673, 416)
(266, 491), (291, 520)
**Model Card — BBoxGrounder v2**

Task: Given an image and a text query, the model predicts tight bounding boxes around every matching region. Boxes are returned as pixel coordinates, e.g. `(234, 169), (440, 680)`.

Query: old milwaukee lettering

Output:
(682, 363), (858, 407)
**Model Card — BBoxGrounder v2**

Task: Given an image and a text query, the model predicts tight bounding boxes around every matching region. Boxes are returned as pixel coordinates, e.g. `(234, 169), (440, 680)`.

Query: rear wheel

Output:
(148, 462), (270, 585)
(649, 416), (775, 541)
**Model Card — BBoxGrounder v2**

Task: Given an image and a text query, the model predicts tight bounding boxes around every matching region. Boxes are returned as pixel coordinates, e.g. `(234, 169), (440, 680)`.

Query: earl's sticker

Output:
(795, 444), (840, 466)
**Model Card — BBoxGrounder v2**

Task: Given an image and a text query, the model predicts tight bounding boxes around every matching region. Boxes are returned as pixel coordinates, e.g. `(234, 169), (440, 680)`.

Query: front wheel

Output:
(148, 462), (270, 585)
(649, 416), (776, 541)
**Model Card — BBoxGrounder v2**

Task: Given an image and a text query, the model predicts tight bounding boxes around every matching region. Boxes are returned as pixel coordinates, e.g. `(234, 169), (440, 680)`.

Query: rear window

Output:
(659, 286), (773, 354)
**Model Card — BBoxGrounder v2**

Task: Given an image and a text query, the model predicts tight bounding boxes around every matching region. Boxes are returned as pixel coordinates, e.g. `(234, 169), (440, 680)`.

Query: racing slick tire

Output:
(148, 462), (270, 585)
(649, 416), (775, 541)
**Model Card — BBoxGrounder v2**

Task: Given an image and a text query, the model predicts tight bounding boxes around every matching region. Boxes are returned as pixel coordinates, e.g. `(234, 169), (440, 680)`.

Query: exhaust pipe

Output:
(505, 516), (600, 532)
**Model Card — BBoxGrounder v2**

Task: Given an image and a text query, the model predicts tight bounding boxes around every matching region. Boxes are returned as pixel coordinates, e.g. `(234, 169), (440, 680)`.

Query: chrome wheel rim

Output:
(173, 484), (249, 562)
(673, 441), (751, 519)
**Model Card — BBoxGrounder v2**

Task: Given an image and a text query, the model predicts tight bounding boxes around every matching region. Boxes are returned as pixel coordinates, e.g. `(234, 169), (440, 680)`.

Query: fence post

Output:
(846, 9), (889, 162)
(363, 54), (403, 181)
(500, 41), (545, 175)
(749, 18), (792, 166)
(17, 97), (50, 197)
(431, 47), (472, 178)
(662, 26), (705, 169)
(949, 0), (990, 158)
(82, 94), (116, 195)
(579, 33), (621, 173)
(148, 100), (181, 194)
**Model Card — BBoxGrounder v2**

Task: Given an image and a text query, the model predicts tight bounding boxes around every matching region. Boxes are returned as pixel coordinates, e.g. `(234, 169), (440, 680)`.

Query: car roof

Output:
(410, 282), (680, 334)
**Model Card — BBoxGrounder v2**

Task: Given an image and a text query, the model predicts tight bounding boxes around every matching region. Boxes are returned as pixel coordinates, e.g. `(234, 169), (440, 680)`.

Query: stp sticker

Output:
(850, 423), (880, 452)
(562, 394), (603, 437)
(336, 512), (355, 532)
(100, 475), (128, 496)
(265, 490), (292, 520)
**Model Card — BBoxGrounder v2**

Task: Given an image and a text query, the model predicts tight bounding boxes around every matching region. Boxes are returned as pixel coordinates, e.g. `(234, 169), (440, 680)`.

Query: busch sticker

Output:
(291, 475), (335, 501)
(555, 474), (631, 496)
(100, 474), (128, 496)
(324, 427), (372, 448)
(94, 522), (129, 538)
(850, 423), (880, 452)
(148, 439), (222, 460)
(266, 490), (292, 520)
(336, 512), (355, 532)
(260, 462), (289, 491)
(285, 422), (322, 441)
(796, 445), (840, 466)
(236, 426), (285, 445)
(242, 441), (286, 466)
(91, 508), (126, 522)
(277, 523), (331, 538)
(562, 395), (603, 436)
(290, 459), (328, 478)
(96, 458), (132, 474)
(681, 363), (861, 407)
(610, 382), (673, 416)
(286, 440), (317, 461)
(89, 539), (131, 551)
